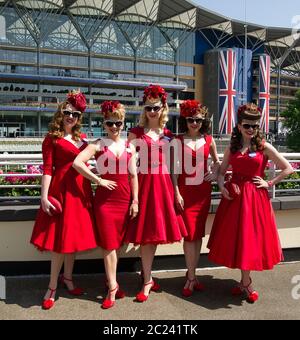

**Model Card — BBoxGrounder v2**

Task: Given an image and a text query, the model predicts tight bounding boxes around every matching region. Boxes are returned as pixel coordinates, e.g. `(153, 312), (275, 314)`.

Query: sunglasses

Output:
(104, 120), (123, 128)
(144, 105), (162, 113)
(186, 117), (204, 124)
(62, 110), (81, 119)
(242, 124), (259, 130)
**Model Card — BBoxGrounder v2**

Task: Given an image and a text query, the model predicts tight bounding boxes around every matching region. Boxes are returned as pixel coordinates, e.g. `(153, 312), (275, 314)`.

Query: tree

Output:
(281, 89), (300, 152)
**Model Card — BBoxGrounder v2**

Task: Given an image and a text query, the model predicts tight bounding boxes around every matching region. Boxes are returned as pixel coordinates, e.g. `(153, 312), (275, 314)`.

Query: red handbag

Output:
(224, 181), (241, 199)
(48, 196), (62, 215)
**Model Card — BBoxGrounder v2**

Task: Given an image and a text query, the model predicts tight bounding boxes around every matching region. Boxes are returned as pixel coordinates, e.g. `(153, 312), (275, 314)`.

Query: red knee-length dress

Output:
(177, 135), (212, 241)
(207, 148), (283, 271)
(93, 140), (132, 251)
(30, 134), (97, 254)
(124, 126), (187, 245)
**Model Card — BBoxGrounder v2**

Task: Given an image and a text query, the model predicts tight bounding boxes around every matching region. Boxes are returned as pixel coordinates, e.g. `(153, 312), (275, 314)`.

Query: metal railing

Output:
(0, 153), (299, 202)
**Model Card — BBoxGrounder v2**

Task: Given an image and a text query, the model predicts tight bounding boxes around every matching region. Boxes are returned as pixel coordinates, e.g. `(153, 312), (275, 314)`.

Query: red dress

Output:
(94, 141), (132, 250)
(30, 134), (97, 253)
(177, 135), (212, 241)
(124, 126), (187, 245)
(207, 149), (283, 271)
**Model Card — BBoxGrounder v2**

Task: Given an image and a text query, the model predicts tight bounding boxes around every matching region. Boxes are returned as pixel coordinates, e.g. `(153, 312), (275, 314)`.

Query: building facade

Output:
(0, 0), (299, 137)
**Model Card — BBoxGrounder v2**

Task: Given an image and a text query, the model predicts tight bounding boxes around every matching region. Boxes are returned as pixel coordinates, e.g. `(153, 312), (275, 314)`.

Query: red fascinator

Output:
(180, 100), (208, 118)
(101, 101), (121, 119)
(67, 89), (87, 113)
(143, 85), (167, 105)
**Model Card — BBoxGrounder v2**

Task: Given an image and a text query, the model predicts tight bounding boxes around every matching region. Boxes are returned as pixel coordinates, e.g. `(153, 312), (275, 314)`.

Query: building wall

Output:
(0, 209), (299, 262)
(194, 64), (204, 103)
(0, 3), (299, 137)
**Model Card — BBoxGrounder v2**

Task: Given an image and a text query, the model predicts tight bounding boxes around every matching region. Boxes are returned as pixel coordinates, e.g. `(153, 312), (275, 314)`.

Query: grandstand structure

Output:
(0, 0), (299, 137)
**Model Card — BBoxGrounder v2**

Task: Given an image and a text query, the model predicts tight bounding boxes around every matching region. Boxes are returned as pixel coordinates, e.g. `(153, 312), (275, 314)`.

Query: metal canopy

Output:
(0, 0), (298, 72)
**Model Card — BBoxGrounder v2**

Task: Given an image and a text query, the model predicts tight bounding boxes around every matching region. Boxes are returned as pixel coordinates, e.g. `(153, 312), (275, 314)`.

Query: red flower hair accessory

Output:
(237, 103), (262, 121)
(180, 100), (208, 118)
(143, 85), (167, 105)
(101, 101), (121, 119)
(67, 89), (87, 113)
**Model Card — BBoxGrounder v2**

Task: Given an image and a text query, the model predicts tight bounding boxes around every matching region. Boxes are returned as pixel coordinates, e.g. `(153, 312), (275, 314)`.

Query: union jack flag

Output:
(259, 55), (271, 133)
(218, 49), (237, 134)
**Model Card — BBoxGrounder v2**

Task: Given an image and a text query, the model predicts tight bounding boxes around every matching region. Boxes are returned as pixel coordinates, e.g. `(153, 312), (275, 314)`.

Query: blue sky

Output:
(192, 0), (300, 28)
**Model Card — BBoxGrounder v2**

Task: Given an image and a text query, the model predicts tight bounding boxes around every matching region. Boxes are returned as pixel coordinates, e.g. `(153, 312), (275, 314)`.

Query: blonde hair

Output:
(48, 102), (83, 141)
(139, 103), (169, 129)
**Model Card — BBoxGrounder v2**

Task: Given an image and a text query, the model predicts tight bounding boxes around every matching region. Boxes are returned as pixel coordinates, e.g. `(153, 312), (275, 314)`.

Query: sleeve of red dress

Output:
(164, 128), (174, 139)
(206, 134), (213, 147)
(42, 135), (54, 176)
(129, 126), (143, 138)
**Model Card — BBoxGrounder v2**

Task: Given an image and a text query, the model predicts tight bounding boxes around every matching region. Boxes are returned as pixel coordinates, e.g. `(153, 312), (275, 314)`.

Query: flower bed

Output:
(0, 165), (42, 197)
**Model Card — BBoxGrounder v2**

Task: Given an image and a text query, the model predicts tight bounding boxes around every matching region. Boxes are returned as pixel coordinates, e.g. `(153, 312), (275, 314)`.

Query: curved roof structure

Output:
(1, 0), (299, 73)
(68, 0), (300, 75)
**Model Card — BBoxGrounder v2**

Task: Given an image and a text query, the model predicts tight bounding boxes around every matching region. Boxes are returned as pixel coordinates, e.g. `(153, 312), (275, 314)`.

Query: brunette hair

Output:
(48, 102), (82, 141)
(230, 103), (265, 153)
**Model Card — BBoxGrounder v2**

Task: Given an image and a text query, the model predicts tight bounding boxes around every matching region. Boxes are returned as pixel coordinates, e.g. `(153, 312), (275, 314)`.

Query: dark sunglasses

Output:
(144, 105), (162, 112)
(242, 124), (259, 130)
(104, 120), (123, 128)
(62, 110), (81, 119)
(186, 117), (204, 124)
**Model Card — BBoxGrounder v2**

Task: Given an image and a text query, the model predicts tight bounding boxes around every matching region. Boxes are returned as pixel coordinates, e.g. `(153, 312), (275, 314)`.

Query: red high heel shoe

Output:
(104, 280), (126, 299)
(140, 270), (160, 292)
(182, 272), (205, 297)
(102, 285), (119, 309)
(42, 287), (56, 310)
(232, 278), (259, 303)
(59, 274), (84, 296)
(136, 280), (160, 303)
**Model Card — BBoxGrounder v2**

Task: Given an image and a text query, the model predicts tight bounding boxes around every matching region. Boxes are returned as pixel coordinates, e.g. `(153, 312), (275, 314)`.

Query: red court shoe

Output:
(105, 280), (126, 299)
(232, 278), (259, 303)
(60, 274), (84, 296)
(182, 278), (205, 297)
(140, 270), (160, 292)
(102, 285), (119, 309)
(42, 287), (56, 310)
(182, 272), (205, 297)
(136, 280), (160, 303)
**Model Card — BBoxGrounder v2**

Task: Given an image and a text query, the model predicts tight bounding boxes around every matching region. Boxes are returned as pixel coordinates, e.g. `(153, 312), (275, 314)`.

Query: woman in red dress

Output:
(31, 90), (97, 310)
(124, 85), (187, 302)
(172, 100), (220, 297)
(207, 103), (294, 303)
(73, 101), (138, 309)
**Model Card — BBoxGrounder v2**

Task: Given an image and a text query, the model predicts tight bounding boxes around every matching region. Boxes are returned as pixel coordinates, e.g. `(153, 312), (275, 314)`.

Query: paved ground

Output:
(0, 262), (300, 320)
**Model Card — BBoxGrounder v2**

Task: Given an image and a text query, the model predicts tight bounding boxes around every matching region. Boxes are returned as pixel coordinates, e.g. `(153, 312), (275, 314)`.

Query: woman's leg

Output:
(241, 270), (251, 286)
(63, 253), (76, 290)
(183, 241), (196, 279)
(44, 252), (64, 300)
(103, 249), (118, 301)
(194, 239), (203, 270)
(140, 244), (157, 296)
(183, 239), (204, 292)
(240, 270), (258, 301)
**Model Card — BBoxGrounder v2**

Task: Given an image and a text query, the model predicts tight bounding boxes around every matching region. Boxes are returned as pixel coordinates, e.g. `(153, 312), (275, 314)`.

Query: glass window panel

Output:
(39, 67), (88, 78)
(1, 7), (36, 47)
(178, 66), (194, 76)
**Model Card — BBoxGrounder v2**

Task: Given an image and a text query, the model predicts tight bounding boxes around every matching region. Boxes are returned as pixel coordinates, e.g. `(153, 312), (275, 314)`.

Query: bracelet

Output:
(97, 177), (102, 186)
(132, 199), (139, 205)
(267, 180), (274, 188)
